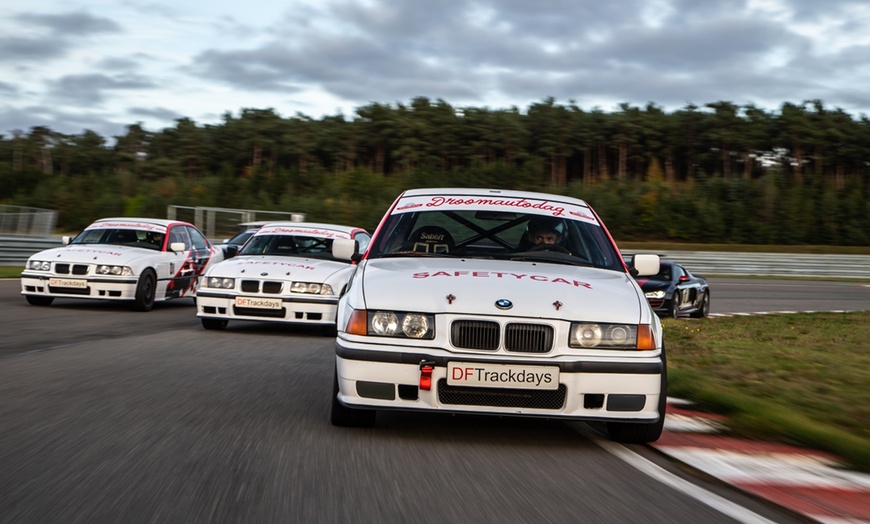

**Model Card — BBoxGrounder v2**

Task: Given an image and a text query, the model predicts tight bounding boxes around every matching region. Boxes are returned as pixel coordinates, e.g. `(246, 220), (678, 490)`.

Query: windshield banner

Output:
(393, 195), (599, 225)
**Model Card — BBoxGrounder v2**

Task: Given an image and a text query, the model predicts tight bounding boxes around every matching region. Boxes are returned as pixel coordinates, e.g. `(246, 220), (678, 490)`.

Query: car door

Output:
(166, 225), (196, 298)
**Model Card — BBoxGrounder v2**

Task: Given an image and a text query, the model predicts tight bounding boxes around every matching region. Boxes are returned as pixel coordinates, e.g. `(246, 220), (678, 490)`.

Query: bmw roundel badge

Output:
(495, 299), (513, 310)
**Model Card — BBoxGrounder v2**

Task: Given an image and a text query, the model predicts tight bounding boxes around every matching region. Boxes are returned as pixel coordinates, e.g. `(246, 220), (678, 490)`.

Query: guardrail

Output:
(2, 237), (869, 280)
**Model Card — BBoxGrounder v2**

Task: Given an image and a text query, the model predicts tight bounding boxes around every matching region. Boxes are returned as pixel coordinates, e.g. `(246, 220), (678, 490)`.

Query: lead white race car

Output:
(328, 188), (665, 443)
(21, 217), (224, 311)
(196, 222), (370, 333)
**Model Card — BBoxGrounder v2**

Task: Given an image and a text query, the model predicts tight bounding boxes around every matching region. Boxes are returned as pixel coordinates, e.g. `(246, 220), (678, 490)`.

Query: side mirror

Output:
(630, 254), (660, 277)
(332, 237), (360, 262)
(170, 242), (187, 252)
(62, 236), (72, 245)
(225, 245), (240, 258)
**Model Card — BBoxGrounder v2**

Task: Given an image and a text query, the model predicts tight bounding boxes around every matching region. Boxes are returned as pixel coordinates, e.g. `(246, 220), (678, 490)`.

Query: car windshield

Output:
(226, 229), (257, 246)
(367, 209), (624, 271)
(238, 234), (346, 262)
(71, 228), (164, 251)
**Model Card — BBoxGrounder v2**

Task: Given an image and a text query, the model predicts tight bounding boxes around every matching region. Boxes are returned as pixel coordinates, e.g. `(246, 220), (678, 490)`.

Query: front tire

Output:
(131, 269), (157, 311)
(607, 349), (667, 443)
(330, 370), (376, 427)
(667, 293), (680, 319)
(201, 318), (228, 330)
(25, 295), (54, 306)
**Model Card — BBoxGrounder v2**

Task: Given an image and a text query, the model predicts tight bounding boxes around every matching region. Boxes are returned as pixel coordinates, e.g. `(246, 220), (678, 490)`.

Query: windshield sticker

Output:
(257, 227), (351, 238)
(392, 195), (599, 225)
(86, 221), (167, 233)
(413, 270), (592, 289)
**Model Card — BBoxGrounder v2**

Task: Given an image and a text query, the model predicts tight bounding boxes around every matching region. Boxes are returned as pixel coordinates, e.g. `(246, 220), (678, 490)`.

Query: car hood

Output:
(29, 245), (170, 265)
(209, 256), (351, 281)
(357, 257), (647, 323)
(635, 279), (671, 292)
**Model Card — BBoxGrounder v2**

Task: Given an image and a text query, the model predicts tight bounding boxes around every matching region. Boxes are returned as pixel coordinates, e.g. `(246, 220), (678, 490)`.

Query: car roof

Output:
(398, 187), (590, 207)
(254, 221), (364, 235)
(91, 217), (190, 228)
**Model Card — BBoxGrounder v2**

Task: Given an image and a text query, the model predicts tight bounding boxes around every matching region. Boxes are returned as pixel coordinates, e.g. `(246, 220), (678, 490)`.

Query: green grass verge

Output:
(665, 312), (870, 472)
(0, 266), (22, 278)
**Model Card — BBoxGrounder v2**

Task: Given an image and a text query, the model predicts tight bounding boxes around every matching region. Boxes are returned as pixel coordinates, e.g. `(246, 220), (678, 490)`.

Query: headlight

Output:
(644, 290), (666, 299)
(97, 265), (132, 276)
(290, 282), (334, 295)
(207, 276), (235, 289)
(28, 260), (51, 271)
(569, 323), (638, 349)
(367, 311), (434, 339)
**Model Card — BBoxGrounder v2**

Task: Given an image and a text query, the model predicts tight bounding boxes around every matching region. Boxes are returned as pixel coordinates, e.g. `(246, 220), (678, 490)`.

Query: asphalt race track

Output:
(2, 277), (867, 523)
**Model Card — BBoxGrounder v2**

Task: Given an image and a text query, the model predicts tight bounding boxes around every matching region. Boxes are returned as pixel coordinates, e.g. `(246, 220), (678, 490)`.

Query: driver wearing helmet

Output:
(516, 216), (566, 252)
(528, 216), (562, 246)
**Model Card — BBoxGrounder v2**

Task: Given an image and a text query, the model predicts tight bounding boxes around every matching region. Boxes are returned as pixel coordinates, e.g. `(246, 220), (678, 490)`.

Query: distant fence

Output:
(167, 206), (305, 239)
(2, 236), (870, 279)
(0, 206), (57, 237)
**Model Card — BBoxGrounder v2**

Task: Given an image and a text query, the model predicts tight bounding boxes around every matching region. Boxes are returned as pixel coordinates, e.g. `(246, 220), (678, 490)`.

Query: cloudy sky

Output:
(2, 0), (869, 139)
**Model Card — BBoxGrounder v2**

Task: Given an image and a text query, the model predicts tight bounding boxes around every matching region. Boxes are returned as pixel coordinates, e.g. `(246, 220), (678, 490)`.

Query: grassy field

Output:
(665, 312), (870, 472)
(4, 261), (868, 471)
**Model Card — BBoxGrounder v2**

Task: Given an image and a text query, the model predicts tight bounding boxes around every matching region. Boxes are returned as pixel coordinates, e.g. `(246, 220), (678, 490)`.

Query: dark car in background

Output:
(219, 221), (270, 256)
(633, 259), (710, 319)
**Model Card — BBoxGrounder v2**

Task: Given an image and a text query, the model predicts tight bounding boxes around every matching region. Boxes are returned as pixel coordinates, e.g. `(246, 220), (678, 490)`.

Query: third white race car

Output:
(196, 222), (370, 332)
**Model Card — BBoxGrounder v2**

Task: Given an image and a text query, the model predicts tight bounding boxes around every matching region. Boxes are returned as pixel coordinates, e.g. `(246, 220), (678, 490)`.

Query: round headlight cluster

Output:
(569, 323), (638, 349)
(368, 311), (433, 339)
(208, 277), (234, 289)
(28, 260), (51, 271)
(290, 282), (334, 295)
(97, 265), (126, 275)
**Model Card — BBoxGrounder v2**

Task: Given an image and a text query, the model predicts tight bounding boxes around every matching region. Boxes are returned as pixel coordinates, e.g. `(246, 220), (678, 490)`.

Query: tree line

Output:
(1, 97), (868, 245)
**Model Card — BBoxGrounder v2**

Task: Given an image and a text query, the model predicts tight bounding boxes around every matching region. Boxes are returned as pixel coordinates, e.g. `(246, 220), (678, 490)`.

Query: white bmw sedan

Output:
(329, 188), (666, 443)
(21, 217), (224, 311)
(196, 222), (370, 333)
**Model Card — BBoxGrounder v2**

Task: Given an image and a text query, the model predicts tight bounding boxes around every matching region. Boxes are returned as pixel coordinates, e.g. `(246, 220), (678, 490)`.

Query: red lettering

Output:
(431, 271), (451, 277)
(472, 271), (489, 277)
(510, 273), (526, 279)
(464, 368), (474, 379)
(452, 368), (465, 380)
(454, 271), (469, 276)
(552, 278), (570, 285)
(574, 280), (593, 289)
(413, 272), (429, 278)
(530, 275), (547, 281)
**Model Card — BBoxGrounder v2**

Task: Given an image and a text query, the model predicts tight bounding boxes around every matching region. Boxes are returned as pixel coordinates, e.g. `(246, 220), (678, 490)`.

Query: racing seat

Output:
(111, 230), (138, 244)
(271, 236), (297, 255)
(407, 226), (454, 254)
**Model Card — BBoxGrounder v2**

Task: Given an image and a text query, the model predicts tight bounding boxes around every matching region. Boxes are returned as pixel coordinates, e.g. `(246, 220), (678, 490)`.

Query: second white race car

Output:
(20, 217), (224, 311)
(196, 222), (370, 332)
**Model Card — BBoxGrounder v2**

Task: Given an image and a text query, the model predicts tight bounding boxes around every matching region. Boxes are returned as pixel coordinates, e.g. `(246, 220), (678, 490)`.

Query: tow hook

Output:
(419, 360), (436, 391)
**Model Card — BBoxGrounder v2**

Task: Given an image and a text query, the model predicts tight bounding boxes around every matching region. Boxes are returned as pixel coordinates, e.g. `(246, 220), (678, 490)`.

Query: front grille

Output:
(240, 280), (260, 293)
(504, 323), (553, 353)
(233, 306), (285, 318)
(437, 379), (566, 409)
(262, 281), (282, 294)
(451, 320), (499, 350)
(56, 264), (70, 274)
(72, 265), (89, 275)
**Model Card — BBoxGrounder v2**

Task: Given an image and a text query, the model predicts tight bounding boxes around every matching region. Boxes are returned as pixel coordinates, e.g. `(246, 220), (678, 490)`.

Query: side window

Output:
(354, 232), (371, 254)
(168, 226), (191, 250)
(187, 227), (209, 251)
(672, 265), (686, 280)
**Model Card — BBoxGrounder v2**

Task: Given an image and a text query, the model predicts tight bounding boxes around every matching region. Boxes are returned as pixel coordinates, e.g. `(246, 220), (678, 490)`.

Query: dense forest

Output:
(1, 97), (869, 245)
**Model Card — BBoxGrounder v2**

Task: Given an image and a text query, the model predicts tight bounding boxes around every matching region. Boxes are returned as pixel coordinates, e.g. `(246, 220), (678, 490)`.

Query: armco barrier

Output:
(1, 237), (869, 280)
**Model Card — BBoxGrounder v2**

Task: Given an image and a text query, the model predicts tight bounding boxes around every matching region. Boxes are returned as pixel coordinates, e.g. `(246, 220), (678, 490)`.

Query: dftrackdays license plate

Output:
(235, 296), (282, 309)
(49, 278), (87, 288)
(447, 362), (559, 390)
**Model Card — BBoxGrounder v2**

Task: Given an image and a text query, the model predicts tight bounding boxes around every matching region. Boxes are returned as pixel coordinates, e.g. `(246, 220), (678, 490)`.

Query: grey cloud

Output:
(48, 73), (157, 104)
(0, 36), (68, 61)
(15, 11), (122, 36)
(128, 106), (183, 122)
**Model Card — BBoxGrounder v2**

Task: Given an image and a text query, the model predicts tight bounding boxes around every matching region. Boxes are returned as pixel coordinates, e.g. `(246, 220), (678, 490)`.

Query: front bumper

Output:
(197, 291), (339, 325)
(21, 273), (139, 301)
(335, 338), (665, 422)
